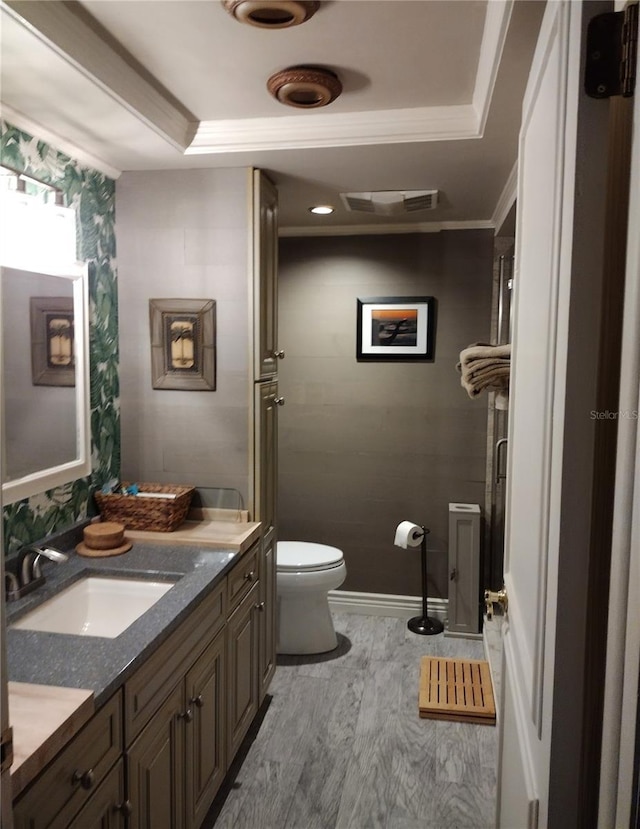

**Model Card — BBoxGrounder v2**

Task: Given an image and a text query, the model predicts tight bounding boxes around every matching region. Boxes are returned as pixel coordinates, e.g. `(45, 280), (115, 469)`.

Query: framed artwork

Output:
(30, 297), (75, 386)
(356, 296), (435, 361)
(149, 298), (216, 390)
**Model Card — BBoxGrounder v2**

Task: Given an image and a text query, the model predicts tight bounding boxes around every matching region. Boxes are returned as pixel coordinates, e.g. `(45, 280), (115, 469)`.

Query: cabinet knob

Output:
(179, 708), (193, 723)
(255, 601), (265, 612)
(72, 768), (95, 790)
(244, 570), (255, 582)
(190, 694), (204, 708)
(115, 800), (133, 817)
(274, 397), (285, 407)
(274, 349), (285, 359)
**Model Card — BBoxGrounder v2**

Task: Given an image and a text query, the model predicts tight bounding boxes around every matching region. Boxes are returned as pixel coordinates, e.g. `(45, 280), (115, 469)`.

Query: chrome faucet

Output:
(20, 546), (69, 585)
(6, 545), (69, 601)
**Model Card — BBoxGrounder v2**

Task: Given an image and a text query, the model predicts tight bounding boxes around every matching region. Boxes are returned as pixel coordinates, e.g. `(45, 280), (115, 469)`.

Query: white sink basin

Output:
(11, 576), (174, 638)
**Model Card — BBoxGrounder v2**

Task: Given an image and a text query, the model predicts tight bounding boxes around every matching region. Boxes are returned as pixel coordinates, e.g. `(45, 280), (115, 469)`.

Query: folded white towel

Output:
(459, 343), (511, 369)
(457, 342), (511, 401)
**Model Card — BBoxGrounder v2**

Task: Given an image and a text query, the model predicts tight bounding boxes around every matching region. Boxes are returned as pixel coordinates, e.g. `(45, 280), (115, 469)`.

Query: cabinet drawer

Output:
(227, 544), (259, 616)
(13, 691), (123, 829)
(64, 759), (126, 829)
(124, 580), (226, 744)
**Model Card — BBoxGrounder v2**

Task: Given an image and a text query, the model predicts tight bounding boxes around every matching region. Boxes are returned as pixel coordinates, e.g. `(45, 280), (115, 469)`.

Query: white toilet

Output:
(276, 541), (346, 655)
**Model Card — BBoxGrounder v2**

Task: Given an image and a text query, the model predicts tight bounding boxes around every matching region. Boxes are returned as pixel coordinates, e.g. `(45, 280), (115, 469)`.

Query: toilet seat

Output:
(277, 541), (344, 573)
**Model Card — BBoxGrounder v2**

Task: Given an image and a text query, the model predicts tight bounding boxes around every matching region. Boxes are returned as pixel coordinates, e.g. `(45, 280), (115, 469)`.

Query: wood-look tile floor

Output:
(204, 613), (497, 829)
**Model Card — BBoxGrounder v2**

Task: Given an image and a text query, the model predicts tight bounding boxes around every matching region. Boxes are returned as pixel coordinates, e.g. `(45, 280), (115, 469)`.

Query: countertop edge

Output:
(9, 683), (95, 800)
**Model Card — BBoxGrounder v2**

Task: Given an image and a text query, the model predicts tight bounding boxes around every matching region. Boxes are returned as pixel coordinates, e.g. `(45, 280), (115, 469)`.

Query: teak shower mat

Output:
(419, 656), (496, 725)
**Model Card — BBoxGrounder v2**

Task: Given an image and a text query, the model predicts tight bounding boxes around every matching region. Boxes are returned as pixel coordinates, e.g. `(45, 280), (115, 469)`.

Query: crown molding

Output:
(3, 0), (197, 152)
(492, 161), (518, 233)
(1, 104), (122, 179)
(189, 0), (512, 156)
(188, 104), (480, 155)
(3, 0), (512, 163)
(472, 0), (514, 135)
(279, 220), (496, 237)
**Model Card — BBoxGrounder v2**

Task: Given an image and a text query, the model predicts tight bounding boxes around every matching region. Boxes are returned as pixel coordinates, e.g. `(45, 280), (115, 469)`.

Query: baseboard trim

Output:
(445, 630), (483, 641)
(328, 589), (448, 621)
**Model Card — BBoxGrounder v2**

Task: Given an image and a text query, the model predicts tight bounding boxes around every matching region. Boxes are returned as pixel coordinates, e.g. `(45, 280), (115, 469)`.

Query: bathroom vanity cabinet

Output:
(12, 536), (275, 829)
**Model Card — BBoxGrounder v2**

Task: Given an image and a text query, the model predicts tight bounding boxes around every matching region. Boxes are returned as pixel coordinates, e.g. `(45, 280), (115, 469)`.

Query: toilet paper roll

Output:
(394, 520), (425, 549)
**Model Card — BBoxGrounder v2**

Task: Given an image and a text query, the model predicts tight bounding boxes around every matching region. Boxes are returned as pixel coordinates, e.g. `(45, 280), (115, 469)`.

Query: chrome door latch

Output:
(484, 587), (508, 620)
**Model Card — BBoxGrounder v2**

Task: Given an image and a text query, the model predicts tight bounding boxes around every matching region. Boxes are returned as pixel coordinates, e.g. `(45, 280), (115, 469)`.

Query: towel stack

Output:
(457, 343), (511, 409)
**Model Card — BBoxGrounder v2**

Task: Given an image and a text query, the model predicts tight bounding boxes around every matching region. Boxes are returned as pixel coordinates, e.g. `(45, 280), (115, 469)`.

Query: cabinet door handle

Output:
(179, 708), (193, 723)
(115, 800), (133, 817)
(274, 349), (285, 359)
(274, 397), (285, 406)
(244, 570), (255, 582)
(255, 601), (265, 612)
(189, 694), (204, 708)
(72, 768), (95, 790)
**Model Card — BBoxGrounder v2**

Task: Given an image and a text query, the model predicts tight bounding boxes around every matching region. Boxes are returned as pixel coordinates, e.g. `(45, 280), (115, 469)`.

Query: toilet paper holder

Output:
(397, 523), (444, 636)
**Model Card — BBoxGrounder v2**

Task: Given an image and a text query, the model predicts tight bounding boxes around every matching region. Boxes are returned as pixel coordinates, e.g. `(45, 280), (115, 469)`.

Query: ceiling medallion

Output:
(222, 0), (320, 28)
(267, 66), (342, 109)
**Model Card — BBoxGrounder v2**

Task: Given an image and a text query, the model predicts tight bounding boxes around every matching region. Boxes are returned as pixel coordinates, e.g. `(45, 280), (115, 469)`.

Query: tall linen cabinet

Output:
(250, 169), (280, 701)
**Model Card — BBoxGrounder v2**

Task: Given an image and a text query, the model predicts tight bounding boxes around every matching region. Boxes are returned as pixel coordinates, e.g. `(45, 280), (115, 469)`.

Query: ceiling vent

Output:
(340, 190), (439, 215)
(267, 67), (342, 108)
(222, 0), (320, 28)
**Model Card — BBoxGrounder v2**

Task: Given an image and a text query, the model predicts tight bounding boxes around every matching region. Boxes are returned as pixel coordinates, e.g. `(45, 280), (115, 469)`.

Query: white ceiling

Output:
(0, 0), (544, 232)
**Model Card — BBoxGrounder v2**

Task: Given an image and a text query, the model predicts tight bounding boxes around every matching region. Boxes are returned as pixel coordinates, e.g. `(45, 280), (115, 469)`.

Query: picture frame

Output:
(149, 298), (216, 390)
(30, 296), (75, 386)
(356, 296), (435, 361)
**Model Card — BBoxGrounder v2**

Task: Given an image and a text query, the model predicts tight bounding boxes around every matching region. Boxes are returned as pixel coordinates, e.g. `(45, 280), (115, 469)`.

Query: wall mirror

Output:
(0, 170), (91, 504)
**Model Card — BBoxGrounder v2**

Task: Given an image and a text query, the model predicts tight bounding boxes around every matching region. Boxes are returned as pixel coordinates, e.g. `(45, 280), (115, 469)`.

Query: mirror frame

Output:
(1, 262), (91, 504)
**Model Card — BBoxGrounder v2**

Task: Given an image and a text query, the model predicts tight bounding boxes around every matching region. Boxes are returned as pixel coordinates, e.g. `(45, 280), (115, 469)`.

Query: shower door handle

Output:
(495, 438), (508, 484)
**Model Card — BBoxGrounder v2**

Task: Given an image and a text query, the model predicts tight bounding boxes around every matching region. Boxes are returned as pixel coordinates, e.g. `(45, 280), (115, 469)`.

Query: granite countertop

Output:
(6, 541), (240, 706)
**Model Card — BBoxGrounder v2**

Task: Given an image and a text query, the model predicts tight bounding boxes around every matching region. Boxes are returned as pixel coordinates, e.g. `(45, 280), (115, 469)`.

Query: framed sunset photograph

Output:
(356, 296), (435, 361)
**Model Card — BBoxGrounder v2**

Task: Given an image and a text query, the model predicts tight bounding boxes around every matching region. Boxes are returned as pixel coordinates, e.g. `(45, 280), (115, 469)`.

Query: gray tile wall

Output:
(278, 230), (493, 598)
(116, 168), (251, 507)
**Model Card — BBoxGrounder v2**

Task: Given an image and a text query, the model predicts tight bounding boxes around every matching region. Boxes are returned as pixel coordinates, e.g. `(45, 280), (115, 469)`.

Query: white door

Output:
(497, 2), (616, 826)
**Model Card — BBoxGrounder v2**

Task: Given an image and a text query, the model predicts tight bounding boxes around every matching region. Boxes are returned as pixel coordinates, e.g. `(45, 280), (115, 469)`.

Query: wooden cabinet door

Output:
(258, 527), (277, 703)
(65, 762), (127, 829)
(184, 630), (226, 829)
(128, 683), (185, 829)
(254, 380), (278, 531)
(253, 170), (279, 381)
(226, 581), (260, 762)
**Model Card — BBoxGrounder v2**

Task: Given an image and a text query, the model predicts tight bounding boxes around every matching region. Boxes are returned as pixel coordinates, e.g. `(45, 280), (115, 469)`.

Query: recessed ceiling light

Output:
(309, 205), (334, 215)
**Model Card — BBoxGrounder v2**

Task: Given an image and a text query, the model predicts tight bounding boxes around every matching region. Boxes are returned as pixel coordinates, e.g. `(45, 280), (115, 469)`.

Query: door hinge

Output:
(0, 726), (13, 773)
(585, 4), (638, 98)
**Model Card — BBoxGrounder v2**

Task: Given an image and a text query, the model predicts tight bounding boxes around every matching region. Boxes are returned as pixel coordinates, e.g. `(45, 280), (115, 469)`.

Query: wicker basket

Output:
(94, 483), (195, 532)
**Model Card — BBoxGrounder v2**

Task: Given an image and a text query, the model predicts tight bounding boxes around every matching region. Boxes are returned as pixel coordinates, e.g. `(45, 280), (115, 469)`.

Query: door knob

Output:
(484, 587), (508, 620)
(274, 397), (285, 406)
(274, 349), (285, 359)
